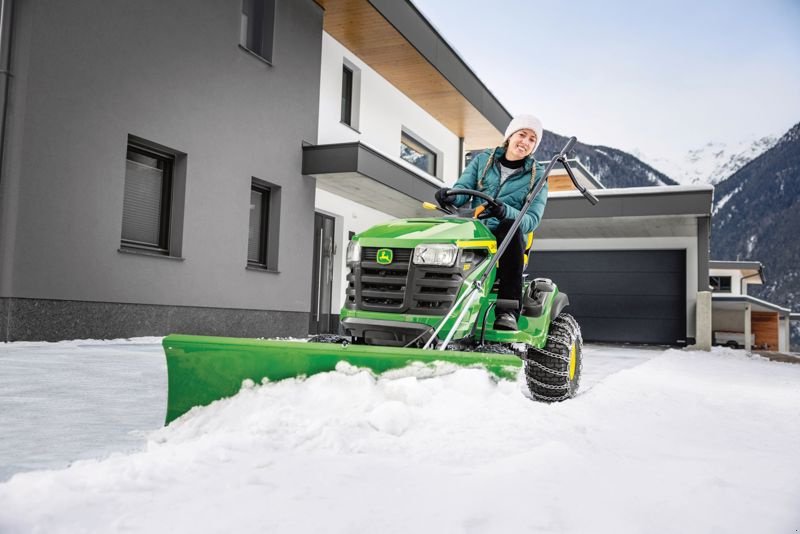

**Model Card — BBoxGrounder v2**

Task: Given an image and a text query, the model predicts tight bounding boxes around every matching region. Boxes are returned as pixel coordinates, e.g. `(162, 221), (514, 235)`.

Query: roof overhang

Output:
(315, 0), (509, 150)
(713, 295), (792, 316)
(303, 142), (439, 218)
(709, 260), (764, 284)
(535, 185), (713, 239)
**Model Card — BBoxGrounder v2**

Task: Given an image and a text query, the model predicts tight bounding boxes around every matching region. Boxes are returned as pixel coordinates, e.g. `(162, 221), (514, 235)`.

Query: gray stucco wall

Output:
(0, 0), (323, 339)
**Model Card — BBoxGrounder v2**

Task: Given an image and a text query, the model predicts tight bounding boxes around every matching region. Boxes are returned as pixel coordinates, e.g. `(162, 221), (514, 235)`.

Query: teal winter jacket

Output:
(450, 147), (547, 235)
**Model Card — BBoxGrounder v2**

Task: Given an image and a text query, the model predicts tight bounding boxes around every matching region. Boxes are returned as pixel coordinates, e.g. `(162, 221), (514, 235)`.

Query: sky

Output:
(411, 0), (800, 162)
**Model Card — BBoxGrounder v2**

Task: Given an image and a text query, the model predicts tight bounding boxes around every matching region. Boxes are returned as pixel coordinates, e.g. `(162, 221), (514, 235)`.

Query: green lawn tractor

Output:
(162, 137), (598, 424)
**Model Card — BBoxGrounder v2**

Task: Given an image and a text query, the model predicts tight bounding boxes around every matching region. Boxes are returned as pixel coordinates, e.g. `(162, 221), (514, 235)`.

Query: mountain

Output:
(632, 136), (778, 186)
(536, 131), (678, 188)
(710, 121), (800, 349)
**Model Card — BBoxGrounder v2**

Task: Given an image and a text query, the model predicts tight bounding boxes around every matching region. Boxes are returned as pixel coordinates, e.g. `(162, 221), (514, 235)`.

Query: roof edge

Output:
(368, 0), (512, 131)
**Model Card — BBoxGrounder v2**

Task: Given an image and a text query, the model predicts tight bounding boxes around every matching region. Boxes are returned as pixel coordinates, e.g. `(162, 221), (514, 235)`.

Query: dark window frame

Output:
(121, 142), (175, 255)
(240, 0), (276, 64)
(710, 275), (732, 293)
(248, 182), (271, 267)
(341, 65), (354, 126)
(400, 129), (439, 178)
(246, 177), (281, 272)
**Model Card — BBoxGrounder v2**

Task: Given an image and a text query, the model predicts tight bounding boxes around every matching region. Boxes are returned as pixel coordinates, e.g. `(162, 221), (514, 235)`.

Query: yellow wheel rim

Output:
(568, 343), (577, 380)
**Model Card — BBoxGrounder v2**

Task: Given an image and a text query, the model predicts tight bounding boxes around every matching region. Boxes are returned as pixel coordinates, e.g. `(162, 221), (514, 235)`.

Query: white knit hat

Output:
(504, 114), (543, 154)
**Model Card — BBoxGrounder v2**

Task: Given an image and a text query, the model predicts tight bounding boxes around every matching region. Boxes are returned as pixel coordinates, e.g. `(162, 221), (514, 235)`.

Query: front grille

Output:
(345, 247), (487, 316)
(362, 247), (412, 263)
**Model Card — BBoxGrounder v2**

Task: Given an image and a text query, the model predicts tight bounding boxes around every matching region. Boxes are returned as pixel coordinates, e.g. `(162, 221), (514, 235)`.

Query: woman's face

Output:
(506, 128), (537, 161)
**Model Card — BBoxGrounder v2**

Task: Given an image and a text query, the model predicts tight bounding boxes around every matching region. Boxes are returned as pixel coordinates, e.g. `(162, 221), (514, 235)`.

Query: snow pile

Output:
(1, 347), (799, 533)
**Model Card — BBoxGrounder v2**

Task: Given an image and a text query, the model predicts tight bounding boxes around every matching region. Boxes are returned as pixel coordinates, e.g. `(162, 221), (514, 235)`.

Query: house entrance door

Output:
(309, 212), (335, 335)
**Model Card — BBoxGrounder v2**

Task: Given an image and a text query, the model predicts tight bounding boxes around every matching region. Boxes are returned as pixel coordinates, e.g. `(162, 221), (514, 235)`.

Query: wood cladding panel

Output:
(318, 0), (503, 149)
(548, 176), (578, 192)
(752, 311), (779, 350)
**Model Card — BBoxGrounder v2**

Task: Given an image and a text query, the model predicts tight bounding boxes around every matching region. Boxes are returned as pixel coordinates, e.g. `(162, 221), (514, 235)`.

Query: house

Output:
(708, 261), (792, 352)
(0, 0), (511, 341)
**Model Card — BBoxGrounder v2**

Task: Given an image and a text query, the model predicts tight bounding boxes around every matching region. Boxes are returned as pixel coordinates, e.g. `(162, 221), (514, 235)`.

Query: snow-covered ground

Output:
(1, 339), (799, 533)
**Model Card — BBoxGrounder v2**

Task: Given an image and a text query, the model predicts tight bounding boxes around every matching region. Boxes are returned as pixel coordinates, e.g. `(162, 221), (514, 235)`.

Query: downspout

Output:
(0, 0), (13, 186)
(740, 272), (760, 296)
(0, 0), (12, 342)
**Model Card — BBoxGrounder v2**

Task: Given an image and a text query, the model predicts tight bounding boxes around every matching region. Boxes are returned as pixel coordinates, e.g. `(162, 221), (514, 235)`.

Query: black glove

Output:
(435, 187), (453, 207)
(478, 201), (506, 220)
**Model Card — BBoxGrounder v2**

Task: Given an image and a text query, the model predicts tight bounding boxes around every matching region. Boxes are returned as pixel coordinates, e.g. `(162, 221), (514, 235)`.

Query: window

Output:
(247, 178), (281, 270)
(248, 184), (270, 266)
(340, 59), (361, 130)
(400, 130), (438, 177)
(341, 65), (354, 126)
(121, 142), (174, 254)
(240, 0), (276, 63)
(710, 275), (732, 293)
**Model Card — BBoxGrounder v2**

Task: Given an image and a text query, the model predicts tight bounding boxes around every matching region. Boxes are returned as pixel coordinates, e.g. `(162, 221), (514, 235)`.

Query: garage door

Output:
(526, 250), (686, 344)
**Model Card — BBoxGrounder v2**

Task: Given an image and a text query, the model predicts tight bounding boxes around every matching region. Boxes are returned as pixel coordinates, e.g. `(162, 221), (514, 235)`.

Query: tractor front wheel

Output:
(525, 313), (583, 402)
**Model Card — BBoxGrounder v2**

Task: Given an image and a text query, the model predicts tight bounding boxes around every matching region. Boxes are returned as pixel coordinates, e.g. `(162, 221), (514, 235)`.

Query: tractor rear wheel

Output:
(525, 312), (582, 402)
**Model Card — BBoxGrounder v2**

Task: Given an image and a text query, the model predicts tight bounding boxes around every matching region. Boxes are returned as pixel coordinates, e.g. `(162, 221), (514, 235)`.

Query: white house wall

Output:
(317, 32), (460, 183)
(534, 236), (700, 338)
(316, 31), (463, 317)
(712, 310), (746, 333)
(709, 268), (759, 296)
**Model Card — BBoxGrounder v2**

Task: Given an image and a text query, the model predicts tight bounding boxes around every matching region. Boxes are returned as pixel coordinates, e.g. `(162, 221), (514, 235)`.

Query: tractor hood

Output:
(355, 217), (495, 249)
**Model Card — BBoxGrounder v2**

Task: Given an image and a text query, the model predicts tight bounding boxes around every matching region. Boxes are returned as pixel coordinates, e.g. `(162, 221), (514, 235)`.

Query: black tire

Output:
(307, 333), (351, 344)
(525, 312), (582, 402)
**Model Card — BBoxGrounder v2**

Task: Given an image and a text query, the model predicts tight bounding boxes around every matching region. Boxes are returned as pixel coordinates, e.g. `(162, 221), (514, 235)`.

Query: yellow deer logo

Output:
(376, 248), (393, 265)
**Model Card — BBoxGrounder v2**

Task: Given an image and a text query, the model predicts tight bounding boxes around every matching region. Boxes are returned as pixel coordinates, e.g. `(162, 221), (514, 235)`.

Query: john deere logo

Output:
(376, 248), (393, 265)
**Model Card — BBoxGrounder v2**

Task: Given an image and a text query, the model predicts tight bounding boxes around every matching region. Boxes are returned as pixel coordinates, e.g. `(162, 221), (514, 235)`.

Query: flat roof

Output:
(709, 261), (764, 271)
(545, 185), (713, 219)
(712, 295), (791, 315)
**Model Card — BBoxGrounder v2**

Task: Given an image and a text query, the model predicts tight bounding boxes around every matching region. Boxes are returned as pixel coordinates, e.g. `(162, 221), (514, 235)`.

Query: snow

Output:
(712, 185), (741, 215)
(632, 135), (778, 186)
(1, 339), (800, 533)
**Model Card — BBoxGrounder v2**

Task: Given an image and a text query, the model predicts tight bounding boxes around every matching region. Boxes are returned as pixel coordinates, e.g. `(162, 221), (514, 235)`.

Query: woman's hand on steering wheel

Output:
(434, 188), (504, 219)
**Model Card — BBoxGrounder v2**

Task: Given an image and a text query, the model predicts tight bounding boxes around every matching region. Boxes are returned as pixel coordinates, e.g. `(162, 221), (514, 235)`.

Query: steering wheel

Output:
(436, 188), (502, 217)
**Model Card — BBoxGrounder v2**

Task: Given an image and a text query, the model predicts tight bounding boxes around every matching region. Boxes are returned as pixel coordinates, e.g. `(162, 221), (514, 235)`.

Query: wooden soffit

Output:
(316, 0), (509, 150)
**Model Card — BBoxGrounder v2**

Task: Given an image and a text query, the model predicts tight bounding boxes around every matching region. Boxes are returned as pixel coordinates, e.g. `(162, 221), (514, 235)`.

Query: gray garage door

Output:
(526, 250), (686, 345)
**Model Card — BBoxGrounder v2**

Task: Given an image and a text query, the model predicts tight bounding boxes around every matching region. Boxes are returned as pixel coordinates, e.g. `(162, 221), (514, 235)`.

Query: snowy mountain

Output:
(632, 136), (778, 186)
(537, 131), (678, 188)
(710, 121), (800, 348)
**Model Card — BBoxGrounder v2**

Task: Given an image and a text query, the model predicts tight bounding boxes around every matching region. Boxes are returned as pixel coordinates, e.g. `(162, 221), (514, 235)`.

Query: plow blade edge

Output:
(163, 334), (522, 424)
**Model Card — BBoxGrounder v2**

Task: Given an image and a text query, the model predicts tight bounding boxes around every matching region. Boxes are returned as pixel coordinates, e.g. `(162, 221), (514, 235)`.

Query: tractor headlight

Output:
(413, 243), (458, 267)
(346, 240), (361, 264)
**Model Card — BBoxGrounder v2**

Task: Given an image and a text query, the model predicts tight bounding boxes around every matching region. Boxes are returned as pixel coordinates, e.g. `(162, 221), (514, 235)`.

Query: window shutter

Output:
(122, 154), (165, 247)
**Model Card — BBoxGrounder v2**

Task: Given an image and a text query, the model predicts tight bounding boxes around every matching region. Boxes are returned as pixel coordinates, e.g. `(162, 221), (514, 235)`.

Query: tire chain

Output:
(526, 316), (580, 377)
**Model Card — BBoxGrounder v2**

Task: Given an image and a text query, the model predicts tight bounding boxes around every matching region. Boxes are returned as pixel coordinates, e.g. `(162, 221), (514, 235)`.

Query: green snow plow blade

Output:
(163, 334), (522, 424)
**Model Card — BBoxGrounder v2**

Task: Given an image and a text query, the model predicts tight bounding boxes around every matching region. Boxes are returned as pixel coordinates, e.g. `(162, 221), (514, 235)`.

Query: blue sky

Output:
(412, 0), (800, 161)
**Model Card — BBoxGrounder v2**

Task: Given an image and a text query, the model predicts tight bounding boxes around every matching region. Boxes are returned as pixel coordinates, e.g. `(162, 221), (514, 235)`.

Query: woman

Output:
(435, 114), (547, 331)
